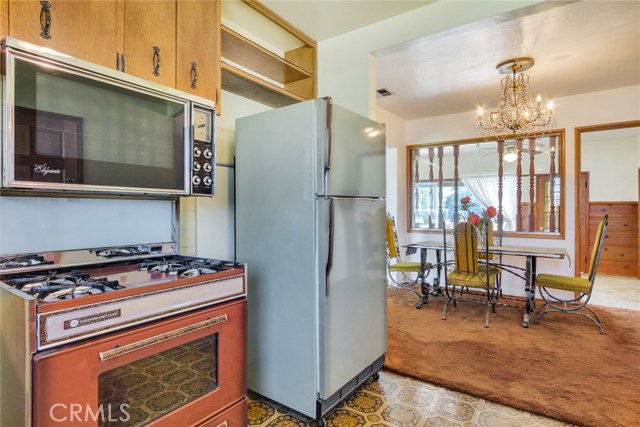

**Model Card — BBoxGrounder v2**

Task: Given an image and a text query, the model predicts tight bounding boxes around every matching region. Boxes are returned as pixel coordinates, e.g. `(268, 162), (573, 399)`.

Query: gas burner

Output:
(92, 245), (156, 258)
(138, 256), (240, 278)
(7, 271), (123, 301)
(0, 254), (53, 270)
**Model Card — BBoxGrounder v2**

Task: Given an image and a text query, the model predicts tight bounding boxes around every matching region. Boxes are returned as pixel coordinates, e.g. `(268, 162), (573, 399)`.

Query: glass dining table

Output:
(405, 241), (566, 327)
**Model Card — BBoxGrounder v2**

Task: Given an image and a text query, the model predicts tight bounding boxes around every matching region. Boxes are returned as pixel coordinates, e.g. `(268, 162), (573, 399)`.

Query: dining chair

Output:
(386, 213), (432, 308)
(534, 214), (608, 334)
(442, 222), (499, 327)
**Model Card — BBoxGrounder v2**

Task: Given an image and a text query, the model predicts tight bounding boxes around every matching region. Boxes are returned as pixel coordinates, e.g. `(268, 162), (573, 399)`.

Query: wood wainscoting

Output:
(587, 202), (638, 277)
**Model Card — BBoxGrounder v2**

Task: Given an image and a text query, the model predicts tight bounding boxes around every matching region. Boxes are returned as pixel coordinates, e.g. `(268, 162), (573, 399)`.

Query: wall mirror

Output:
(408, 131), (564, 238)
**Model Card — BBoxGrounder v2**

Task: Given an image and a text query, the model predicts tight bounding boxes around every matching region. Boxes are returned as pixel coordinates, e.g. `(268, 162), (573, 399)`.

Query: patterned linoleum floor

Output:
(248, 370), (574, 427)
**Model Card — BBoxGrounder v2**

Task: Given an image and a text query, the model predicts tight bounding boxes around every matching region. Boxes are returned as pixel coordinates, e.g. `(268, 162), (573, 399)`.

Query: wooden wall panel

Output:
(587, 202), (638, 277)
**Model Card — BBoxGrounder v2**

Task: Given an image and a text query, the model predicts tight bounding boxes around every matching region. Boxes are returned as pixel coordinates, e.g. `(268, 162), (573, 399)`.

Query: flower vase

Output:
(477, 223), (487, 251)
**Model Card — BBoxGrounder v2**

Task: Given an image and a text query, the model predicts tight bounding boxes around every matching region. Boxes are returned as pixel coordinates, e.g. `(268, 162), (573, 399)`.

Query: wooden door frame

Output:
(574, 120), (640, 277)
(579, 172), (589, 273)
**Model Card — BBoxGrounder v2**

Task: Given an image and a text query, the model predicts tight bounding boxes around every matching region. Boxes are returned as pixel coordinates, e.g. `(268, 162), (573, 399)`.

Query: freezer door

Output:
(316, 99), (386, 198)
(317, 197), (387, 399)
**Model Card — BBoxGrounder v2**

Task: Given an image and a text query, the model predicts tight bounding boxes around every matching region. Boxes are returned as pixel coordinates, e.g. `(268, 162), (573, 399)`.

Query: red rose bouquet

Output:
(460, 197), (496, 227)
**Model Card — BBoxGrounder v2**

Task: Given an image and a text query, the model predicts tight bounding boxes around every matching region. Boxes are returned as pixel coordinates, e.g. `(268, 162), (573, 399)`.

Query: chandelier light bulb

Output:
(474, 57), (556, 138)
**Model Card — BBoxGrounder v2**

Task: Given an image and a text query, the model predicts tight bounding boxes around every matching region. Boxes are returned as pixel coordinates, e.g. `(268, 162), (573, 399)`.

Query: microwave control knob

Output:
(203, 163), (212, 172)
(203, 149), (213, 159)
(203, 176), (212, 186)
(192, 176), (201, 186)
(194, 147), (202, 157)
(193, 162), (202, 172)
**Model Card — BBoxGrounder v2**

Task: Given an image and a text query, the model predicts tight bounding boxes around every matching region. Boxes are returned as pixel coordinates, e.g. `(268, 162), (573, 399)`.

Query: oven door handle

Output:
(99, 314), (228, 362)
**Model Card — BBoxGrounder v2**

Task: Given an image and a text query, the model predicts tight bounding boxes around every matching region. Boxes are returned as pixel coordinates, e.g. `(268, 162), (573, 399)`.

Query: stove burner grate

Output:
(7, 271), (123, 301)
(138, 256), (241, 278)
(0, 254), (54, 270)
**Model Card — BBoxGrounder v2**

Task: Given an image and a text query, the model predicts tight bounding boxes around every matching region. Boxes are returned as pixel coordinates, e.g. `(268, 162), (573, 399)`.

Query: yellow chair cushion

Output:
(448, 269), (498, 289)
(389, 261), (432, 273)
(536, 273), (591, 293)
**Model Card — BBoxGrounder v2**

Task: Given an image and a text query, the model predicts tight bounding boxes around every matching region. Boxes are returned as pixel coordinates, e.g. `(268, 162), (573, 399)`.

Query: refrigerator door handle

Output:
(326, 197), (334, 297)
(323, 97), (333, 195)
(317, 195), (385, 201)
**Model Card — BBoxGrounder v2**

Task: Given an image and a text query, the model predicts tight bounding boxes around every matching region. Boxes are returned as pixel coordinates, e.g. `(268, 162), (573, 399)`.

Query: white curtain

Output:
(461, 175), (517, 231)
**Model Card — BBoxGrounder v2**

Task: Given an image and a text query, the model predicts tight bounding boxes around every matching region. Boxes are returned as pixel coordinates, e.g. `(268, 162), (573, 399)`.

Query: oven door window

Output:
(97, 334), (218, 426)
(12, 55), (187, 193)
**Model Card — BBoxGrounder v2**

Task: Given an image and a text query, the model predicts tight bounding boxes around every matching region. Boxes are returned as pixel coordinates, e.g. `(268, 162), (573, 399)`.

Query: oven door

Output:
(33, 300), (246, 427)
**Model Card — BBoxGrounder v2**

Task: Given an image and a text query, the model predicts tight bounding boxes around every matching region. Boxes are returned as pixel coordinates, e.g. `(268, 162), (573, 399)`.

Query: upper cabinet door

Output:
(176, 0), (219, 104)
(8, 0), (119, 68)
(123, 0), (176, 87)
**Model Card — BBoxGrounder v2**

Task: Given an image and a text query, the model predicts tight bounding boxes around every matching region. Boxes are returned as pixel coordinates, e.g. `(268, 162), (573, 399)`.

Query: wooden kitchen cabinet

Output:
(122, 0), (176, 87)
(7, 0), (119, 68)
(176, 0), (220, 107)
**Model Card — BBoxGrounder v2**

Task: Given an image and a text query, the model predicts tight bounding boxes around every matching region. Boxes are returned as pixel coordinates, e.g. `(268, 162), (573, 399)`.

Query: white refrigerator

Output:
(236, 98), (387, 422)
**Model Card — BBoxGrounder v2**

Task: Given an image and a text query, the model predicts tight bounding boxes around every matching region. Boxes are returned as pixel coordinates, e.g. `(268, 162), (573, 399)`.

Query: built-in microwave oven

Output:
(1, 37), (215, 197)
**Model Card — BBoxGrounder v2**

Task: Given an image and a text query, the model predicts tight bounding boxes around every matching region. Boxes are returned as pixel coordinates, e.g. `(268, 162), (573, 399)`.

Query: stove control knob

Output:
(203, 176), (212, 186)
(203, 163), (212, 172)
(194, 147), (202, 158)
(203, 149), (213, 159)
(192, 176), (201, 186)
(193, 162), (202, 172)
(69, 319), (79, 328)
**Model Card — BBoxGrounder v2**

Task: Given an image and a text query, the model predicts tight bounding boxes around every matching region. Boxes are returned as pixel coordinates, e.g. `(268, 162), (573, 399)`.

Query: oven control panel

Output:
(192, 106), (215, 196)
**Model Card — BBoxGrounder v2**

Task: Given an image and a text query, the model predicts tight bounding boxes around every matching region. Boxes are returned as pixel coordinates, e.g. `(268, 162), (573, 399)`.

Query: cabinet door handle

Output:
(152, 46), (161, 76)
(39, 1), (52, 39)
(190, 62), (198, 89)
(116, 53), (125, 72)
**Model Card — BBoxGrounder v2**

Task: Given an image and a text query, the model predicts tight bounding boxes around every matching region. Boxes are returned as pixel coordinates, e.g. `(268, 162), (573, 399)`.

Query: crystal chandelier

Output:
(475, 57), (556, 137)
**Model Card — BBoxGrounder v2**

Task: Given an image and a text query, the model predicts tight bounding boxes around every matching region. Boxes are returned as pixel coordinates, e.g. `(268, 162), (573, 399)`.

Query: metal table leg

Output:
(523, 256), (536, 327)
(433, 249), (442, 295)
(418, 248), (429, 306)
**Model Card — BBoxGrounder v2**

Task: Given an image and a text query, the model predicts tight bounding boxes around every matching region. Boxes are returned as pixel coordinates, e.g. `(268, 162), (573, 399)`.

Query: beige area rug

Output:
(385, 290), (640, 427)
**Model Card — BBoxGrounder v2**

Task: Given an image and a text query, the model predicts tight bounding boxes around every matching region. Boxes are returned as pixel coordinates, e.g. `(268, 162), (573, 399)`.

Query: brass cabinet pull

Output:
(99, 314), (227, 362)
(152, 46), (161, 76)
(39, 1), (52, 39)
(116, 53), (125, 72)
(190, 62), (198, 89)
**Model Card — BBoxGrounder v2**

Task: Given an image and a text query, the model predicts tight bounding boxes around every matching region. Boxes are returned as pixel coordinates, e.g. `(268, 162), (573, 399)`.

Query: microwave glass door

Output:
(97, 334), (219, 426)
(10, 55), (187, 194)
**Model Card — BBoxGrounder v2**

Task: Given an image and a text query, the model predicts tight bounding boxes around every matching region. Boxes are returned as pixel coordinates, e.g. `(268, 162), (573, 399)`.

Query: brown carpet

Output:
(385, 290), (640, 427)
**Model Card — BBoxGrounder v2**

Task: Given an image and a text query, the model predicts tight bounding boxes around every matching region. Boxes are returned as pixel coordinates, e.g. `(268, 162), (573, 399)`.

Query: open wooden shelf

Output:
(221, 25), (311, 84)
(221, 62), (306, 108)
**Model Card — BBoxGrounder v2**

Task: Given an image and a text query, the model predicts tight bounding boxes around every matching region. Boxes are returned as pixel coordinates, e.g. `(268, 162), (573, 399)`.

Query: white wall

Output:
(403, 85), (640, 294)
(377, 107), (408, 247)
(582, 134), (640, 202)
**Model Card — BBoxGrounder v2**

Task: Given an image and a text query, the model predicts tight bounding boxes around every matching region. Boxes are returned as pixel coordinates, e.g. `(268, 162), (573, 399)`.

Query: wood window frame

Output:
(407, 130), (566, 239)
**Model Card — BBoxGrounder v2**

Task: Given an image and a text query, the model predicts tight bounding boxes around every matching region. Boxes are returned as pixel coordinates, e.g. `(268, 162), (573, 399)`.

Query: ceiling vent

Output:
(376, 88), (394, 98)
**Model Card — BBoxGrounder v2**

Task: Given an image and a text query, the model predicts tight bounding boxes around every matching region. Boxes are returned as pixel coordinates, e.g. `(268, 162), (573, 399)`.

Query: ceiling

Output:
(261, 1), (640, 122)
(260, 0), (433, 41)
(375, 1), (640, 120)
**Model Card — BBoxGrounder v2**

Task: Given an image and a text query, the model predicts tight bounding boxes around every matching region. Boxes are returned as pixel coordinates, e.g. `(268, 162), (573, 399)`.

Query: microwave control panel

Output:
(192, 107), (215, 196)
